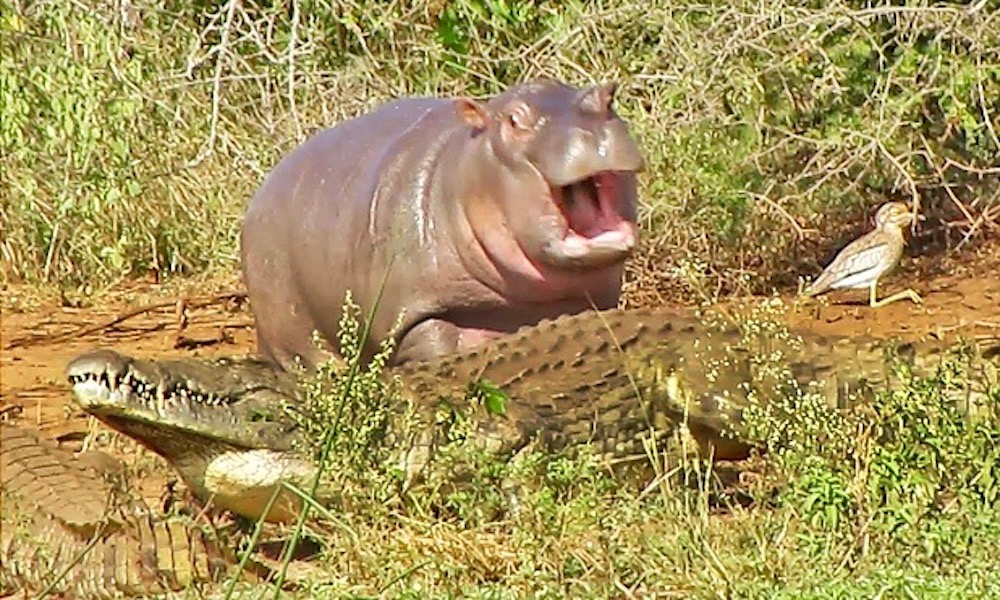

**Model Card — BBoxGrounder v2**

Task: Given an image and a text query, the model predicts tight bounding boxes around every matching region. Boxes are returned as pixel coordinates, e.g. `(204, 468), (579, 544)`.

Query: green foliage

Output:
(741, 342), (1000, 578)
(435, 0), (562, 86)
(1, 0), (246, 286)
(286, 291), (406, 511)
(1, 0), (996, 298)
(466, 378), (509, 416)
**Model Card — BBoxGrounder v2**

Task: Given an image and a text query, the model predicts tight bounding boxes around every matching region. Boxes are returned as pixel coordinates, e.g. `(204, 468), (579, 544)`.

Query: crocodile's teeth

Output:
(156, 382), (167, 416)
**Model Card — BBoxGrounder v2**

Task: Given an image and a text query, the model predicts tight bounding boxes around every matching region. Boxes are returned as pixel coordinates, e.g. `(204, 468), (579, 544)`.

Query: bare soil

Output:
(2, 240), (998, 501)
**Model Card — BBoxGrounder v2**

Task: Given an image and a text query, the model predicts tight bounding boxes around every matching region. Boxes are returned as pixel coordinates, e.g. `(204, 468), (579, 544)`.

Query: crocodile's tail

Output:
(0, 424), (232, 598)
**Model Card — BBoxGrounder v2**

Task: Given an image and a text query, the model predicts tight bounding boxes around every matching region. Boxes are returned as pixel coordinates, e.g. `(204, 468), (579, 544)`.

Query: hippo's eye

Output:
(508, 103), (535, 132)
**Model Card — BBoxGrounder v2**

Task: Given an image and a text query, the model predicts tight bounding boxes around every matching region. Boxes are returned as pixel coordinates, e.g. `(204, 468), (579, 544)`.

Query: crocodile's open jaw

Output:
(67, 356), (292, 453)
(68, 350), (315, 523)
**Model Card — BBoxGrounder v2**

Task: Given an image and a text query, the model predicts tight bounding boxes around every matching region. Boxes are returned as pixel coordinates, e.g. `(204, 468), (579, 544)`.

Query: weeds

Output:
(283, 292), (610, 531)
(736, 340), (1000, 594)
(289, 291), (404, 488)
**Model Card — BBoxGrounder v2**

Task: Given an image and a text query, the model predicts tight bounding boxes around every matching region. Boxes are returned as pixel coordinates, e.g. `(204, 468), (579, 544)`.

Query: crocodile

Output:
(0, 423), (234, 598)
(64, 307), (999, 525)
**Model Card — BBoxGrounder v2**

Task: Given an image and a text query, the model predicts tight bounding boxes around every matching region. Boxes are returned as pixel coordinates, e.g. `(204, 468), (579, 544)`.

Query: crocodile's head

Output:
(67, 349), (315, 523)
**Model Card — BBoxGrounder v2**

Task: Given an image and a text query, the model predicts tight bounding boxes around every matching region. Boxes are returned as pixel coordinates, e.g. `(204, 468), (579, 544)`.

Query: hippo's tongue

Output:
(564, 181), (602, 236)
(562, 172), (625, 238)
(546, 172), (636, 266)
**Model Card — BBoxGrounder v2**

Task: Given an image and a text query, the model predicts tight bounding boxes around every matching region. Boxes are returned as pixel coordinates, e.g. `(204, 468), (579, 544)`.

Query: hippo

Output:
(241, 79), (645, 371)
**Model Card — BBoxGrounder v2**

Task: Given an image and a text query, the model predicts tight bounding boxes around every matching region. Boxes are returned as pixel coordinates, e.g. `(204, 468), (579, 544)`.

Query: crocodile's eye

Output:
(251, 410), (274, 422)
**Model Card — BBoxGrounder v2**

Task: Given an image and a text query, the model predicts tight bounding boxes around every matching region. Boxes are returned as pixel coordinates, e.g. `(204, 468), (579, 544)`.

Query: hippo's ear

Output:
(456, 98), (489, 131)
(577, 82), (618, 115)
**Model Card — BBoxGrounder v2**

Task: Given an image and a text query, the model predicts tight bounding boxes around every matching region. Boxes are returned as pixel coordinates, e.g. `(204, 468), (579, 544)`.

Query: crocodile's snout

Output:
(66, 348), (132, 386)
(64, 348), (316, 524)
(66, 349), (136, 408)
(68, 349), (238, 415)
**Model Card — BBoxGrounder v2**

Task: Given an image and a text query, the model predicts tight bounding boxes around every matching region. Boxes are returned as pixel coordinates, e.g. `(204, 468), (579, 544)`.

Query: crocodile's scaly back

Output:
(0, 424), (232, 598)
(393, 307), (922, 461)
(394, 307), (753, 463)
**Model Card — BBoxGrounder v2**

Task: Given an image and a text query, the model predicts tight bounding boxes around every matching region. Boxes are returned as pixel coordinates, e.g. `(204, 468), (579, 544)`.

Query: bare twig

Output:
(747, 192), (816, 240)
(287, 0), (303, 141)
(188, 0), (241, 166)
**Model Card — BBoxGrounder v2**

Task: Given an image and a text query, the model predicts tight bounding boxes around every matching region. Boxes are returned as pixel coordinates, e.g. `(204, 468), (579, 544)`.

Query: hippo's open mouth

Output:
(546, 170), (637, 268)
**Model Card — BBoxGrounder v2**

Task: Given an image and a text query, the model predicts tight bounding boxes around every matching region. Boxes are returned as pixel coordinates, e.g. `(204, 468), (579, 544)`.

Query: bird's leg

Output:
(870, 282), (923, 308)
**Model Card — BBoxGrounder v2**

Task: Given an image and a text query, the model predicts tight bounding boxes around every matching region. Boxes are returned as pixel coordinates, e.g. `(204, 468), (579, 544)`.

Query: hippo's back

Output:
(240, 97), (463, 370)
(246, 97), (455, 223)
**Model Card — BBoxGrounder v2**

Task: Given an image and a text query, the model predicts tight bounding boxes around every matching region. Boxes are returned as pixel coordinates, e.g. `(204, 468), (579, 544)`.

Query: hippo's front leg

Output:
(395, 319), (464, 363)
(396, 319), (505, 364)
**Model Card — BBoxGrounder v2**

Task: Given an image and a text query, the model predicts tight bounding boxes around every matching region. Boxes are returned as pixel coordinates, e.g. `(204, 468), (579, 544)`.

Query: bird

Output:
(803, 201), (923, 308)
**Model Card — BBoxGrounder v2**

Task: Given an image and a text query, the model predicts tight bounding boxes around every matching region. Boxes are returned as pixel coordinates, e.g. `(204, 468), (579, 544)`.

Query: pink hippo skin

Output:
(241, 79), (646, 371)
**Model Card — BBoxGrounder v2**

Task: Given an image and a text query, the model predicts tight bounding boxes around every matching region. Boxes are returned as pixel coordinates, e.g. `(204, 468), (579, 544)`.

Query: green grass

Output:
(2, 0), (997, 299)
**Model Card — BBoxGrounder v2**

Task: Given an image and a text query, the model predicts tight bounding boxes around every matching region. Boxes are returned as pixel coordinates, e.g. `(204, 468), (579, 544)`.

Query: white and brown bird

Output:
(803, 201), (923, 308)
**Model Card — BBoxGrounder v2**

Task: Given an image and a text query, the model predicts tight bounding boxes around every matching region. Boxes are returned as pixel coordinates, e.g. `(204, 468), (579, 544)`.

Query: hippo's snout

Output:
(535, 112), (645, 188)
(495, 82), (644, 271)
